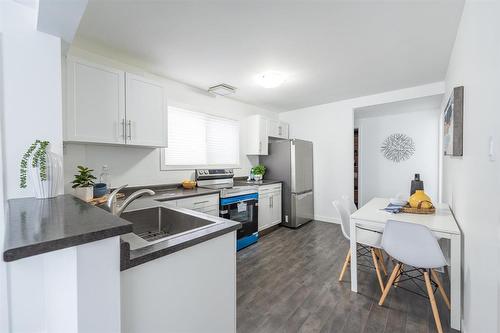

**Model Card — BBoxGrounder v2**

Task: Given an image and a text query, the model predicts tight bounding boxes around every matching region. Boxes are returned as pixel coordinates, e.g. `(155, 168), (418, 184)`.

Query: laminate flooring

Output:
(236, 221), (459, 333)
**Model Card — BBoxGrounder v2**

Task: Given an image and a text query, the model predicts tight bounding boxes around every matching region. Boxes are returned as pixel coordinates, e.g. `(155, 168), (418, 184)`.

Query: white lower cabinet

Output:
(258, 184), (282, 231)
(165, 193), (219, 216)
(121, 232), (236, 333)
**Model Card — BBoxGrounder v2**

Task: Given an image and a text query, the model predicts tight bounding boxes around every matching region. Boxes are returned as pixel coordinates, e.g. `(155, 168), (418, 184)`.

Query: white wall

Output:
(63, 45), (278, 192)
(0, 29), (9, 333)
(440, 2), (500, 332)
(279, 82), (444, 223)
(0, 1), (63, 199)
(355, 109), (440, 206)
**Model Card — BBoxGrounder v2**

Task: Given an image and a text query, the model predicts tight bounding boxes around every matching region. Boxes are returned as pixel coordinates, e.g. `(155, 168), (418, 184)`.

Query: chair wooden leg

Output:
(379, 263), (400, 306)
(377, 249), (388, 276)
(338, 249), (351, 281)
(431, 269), (451, 310)
(371, 248), (385, 293)
(424, 270), (444, 333)
(394, 264), (403, 288)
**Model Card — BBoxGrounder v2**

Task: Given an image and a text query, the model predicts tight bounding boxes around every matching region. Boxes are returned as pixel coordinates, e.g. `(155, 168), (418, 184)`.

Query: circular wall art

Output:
(380, 133), (415, 163)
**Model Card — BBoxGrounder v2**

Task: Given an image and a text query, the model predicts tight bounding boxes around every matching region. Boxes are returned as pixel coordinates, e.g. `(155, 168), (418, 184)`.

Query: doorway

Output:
(354, 128), (359, 207)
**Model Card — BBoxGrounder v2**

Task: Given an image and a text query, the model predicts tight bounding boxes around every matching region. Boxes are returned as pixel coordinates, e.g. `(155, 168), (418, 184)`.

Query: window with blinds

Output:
(161, 107), (240, 169)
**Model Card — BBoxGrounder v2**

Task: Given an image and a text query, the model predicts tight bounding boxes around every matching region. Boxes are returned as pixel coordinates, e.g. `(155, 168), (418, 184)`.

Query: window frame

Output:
(160, 106), (241, 171)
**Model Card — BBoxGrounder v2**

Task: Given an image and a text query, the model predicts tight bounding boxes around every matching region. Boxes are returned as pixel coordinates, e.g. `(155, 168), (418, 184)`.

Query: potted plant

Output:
(71, 166), (96, 202)
(20, 140), (62, 198)
(252, 164), (266, 181)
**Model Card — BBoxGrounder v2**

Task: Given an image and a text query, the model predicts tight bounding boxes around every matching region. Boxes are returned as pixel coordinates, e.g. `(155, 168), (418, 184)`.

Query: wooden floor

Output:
(237, 221), (458, 333)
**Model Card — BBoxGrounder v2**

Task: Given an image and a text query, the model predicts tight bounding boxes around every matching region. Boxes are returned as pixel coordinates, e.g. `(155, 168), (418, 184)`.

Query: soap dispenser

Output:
(410, 173), (424, 196)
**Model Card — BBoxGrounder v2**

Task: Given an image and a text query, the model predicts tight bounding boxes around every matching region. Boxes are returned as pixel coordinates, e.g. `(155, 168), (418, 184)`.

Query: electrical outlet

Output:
(489, 136), (496, 161)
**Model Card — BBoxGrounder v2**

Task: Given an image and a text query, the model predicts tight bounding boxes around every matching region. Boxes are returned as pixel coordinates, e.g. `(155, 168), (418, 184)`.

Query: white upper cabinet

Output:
(242, 115), (268, 155)
(65, 57), (168, 148)
(267, 119), (289, 139)
(125, 73), (167, 147)
(66, 58), (126, 144)
(242, 115), (289, 155)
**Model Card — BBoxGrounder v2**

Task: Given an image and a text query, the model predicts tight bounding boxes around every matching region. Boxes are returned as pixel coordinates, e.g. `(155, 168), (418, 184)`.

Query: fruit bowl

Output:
(181, 180), (196, 189)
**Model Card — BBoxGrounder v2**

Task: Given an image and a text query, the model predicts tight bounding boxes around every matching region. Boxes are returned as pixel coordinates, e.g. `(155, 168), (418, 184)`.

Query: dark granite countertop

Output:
(119, 184), (220, 202)
(3, 195), (133, 262)
(233, 178), (282, 186)
(118, 197), (240, 270)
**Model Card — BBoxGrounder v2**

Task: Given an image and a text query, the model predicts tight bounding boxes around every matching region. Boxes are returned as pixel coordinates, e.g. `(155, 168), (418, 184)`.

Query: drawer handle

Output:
(194, 200), (210, 205)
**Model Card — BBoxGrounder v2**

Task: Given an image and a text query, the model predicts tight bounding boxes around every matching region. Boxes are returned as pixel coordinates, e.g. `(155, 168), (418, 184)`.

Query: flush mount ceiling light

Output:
(256, 71), (287, 88)
(208, 83), (237, 96)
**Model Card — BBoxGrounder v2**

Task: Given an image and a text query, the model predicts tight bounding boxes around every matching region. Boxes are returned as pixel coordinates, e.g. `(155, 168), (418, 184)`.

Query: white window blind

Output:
(162, 107), (239, 169)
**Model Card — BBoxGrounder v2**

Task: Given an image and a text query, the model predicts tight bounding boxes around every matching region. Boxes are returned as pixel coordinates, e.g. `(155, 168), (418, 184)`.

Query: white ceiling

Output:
(75, 0), (464, 112)
(354, 94), (443, 119)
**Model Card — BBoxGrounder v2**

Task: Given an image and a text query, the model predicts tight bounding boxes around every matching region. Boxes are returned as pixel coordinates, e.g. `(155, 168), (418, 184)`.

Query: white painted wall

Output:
(355, 109), (440, 206)
(0, 32), (9, 333)
(440, 2), (500, 332)
(0, 1), (66, 331)
(0, 0), (64, 199)
(279, 82), (444, 223)
(63, 45), (278, 192)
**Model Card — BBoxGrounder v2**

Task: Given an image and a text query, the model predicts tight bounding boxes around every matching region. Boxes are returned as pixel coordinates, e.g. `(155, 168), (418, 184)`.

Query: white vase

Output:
(28, 150), (62, 199)
(74, 186), (94, 202)
(254, 174), (263, 181)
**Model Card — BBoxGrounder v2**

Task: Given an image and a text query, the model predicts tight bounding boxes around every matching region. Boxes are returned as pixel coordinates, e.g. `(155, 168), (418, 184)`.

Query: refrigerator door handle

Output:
(294, 191), (313, 199)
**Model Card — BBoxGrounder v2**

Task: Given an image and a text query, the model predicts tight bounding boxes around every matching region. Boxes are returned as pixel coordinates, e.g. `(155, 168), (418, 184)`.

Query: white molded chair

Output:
(332, 200), (387, 292)
(341, 194), (358, 215)
(378, 220), (450, 333)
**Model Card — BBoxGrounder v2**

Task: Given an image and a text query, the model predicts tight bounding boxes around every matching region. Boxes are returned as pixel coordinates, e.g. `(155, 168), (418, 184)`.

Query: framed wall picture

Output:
(443, 86), (464, 156)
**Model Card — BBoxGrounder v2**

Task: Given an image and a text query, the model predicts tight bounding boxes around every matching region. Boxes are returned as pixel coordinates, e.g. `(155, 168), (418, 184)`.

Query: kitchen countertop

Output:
(119, 197), (240, 270)
(233, 178), (282, 186)
(3, 195), (133, 262)
(120, 184), (220, 201)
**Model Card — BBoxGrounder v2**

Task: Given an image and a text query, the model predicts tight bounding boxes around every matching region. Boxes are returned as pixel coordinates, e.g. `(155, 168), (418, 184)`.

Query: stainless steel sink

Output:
(120, 206), (219, 243)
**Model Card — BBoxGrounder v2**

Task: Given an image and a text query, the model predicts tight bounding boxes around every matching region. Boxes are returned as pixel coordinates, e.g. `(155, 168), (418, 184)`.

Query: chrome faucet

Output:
(103, 184), (155, 216)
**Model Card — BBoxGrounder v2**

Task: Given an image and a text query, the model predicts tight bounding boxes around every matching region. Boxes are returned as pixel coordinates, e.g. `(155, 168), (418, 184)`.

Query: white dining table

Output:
(349, 197), (462, 331)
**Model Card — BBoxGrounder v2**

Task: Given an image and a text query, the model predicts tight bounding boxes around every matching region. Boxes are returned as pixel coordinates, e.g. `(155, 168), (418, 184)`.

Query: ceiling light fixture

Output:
(256, 71), (287, 88)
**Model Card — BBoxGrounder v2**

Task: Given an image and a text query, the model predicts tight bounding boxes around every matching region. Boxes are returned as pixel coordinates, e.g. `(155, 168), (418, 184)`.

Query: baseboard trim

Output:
(314, 215), (340, 224)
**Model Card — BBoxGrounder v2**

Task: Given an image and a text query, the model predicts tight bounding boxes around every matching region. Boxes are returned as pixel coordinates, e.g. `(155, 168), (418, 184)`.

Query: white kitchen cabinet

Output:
(167, 194), (220, 217)
(242, 115), (290, 155)
(270, 189), (282, 225)
(125, 73), (167, 147)
(65, 57), (167, 148)
(267, 119), (289, 139)
(258, 193), (272, 231)
(66, 57), (126, 144)
(258, 183), (282, 231)
(242, 115), (268, 155)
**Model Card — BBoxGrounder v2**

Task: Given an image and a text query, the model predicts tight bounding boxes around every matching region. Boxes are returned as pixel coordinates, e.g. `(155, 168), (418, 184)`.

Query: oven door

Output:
(220, 193), (258, 239)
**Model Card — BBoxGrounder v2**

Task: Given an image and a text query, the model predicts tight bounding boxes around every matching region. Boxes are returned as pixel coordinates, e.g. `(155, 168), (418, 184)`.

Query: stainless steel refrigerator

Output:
(260, 139), (314, 228)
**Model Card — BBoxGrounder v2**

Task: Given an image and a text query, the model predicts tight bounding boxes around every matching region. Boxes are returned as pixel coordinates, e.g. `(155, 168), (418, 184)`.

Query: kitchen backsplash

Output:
(63, 143), (255, 193)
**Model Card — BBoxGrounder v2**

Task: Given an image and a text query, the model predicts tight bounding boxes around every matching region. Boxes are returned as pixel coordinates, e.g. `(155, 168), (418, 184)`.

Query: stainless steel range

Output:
(196, 169), (259, 250)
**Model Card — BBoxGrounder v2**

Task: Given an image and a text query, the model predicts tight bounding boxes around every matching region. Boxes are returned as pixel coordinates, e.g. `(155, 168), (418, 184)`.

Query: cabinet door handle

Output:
(278, 126), (282, 136)
(127, 120), (132, 140)
(259, 141), (262, 153)
(270, 196), (273, 208)
(121, 119), (126, 141)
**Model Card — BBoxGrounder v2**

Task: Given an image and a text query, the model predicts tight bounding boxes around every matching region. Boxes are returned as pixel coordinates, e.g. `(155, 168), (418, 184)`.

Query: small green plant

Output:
(252, 164), (266, 176)
(20, 140), (49, 188)
(71, 166), (97, 189)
